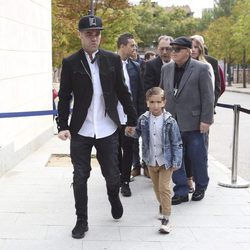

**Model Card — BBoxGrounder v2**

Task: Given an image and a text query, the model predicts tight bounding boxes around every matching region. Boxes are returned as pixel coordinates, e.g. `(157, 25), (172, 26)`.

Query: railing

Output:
(216, 103), (250, 188)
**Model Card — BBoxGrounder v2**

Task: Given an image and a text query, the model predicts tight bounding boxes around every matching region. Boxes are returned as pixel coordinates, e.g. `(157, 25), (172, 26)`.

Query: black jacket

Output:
(126, 58), (145, 116)
(143, 56), (163, 92)
(57, 48), (137, 135)
(205, 55), (221, 106)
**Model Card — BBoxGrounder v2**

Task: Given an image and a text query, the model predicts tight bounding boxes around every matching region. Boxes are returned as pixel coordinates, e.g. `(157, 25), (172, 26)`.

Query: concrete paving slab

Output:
(0, 135), (250, 249)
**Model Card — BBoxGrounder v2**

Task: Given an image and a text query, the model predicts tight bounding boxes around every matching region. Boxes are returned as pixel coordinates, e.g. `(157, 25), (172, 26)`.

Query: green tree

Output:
(95, 1), (138, 51)
(213, 0), (237, 18)
(133, 2), (199, 48)
(231, 0), (250, 63)
(197, 9), (215, 31)
(52, 0), (88, 67)
(52, 0), (135, 67)
(203, 16), (236, 62)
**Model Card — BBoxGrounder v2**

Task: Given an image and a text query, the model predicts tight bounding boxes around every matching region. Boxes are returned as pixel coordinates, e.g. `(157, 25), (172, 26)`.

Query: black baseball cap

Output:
(170, 36), (192, 48)
(78, 15), (103, 31)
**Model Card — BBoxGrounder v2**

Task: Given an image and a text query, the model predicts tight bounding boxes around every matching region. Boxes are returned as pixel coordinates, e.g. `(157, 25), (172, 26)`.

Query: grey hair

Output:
(158, 35), (174, 44)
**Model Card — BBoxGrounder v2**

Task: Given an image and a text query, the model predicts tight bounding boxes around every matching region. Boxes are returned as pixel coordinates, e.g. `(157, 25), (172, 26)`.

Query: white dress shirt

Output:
(78, 51), (117, 138)
(148, 113), (164, 166)
(117, 59), (131, 125)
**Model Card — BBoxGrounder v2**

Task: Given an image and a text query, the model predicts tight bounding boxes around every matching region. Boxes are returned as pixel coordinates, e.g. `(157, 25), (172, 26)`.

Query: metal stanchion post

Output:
(218, 105), (250, 188)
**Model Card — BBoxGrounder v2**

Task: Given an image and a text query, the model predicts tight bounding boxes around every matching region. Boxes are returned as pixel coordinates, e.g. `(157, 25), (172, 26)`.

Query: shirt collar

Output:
(122, 59), (128, 64)
(84, 50), (99, 61)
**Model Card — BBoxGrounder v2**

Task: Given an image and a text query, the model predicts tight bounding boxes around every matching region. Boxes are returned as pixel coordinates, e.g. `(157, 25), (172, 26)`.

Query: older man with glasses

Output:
(143, 35), (174, 93)
(160, 36), (214, 205)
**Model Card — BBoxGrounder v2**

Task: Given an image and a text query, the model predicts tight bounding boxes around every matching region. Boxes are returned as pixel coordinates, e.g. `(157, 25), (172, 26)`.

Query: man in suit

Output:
(160, 37), (214, 205)
(143, 35), (174, 92)
(57, 15), (137, 239)
(116, 32), (144, 197)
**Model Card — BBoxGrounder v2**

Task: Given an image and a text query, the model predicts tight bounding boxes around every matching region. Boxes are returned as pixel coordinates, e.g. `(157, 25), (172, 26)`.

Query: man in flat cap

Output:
(160, 36), (214, 205)
(57, 15), (137, 239)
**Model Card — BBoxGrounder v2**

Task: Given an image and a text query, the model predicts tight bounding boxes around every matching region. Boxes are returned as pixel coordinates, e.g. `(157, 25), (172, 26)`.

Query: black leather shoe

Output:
(72, 220), (88, 239)
(109, 195), (123, 219)
(121, 182), (132, 197)
(171, 194), (189, 205)
(191, 190), (205, 201)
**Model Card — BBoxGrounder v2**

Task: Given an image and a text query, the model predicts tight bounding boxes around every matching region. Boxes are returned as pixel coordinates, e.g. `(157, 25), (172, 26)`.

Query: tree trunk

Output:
(236, 64), (239, 83)
(243, 47), (246, 88)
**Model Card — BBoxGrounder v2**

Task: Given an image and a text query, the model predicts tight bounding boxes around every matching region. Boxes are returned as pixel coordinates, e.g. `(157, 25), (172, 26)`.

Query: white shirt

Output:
(149, 113), (164, 166)
(78, 51), (117, 138)
(117, 60), (131, 125)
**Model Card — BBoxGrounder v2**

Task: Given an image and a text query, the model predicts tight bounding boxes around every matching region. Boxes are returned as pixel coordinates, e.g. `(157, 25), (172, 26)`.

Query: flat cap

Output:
(78, 15), (103, 31)
(170, 36), (192, 48)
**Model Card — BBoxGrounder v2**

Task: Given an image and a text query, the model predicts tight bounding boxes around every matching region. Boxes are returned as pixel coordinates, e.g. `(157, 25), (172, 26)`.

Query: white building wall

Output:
(0, 0), (53, 176)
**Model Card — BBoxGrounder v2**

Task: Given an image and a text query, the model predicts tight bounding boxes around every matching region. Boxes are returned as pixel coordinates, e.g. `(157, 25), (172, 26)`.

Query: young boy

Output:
(126, 87), (183, 234)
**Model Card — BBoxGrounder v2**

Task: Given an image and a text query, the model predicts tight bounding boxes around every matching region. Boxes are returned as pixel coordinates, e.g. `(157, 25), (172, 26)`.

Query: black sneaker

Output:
(72, 220), (88, 239)
(121, 182), (132, 197)
(191, 190), (205, 201)
(109, 195), (123, 219)
(159, 218), (171, 234)
(171, 194), (189, 205)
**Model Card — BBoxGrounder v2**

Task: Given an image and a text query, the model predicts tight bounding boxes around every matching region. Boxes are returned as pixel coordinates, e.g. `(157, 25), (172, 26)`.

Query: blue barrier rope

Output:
(216, 103), (234, 109)
(0, 103), (249, 118)
(0, 110), (57, 118)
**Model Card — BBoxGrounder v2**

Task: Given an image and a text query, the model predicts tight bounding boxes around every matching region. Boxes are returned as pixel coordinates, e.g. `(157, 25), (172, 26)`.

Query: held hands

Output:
(58, 130), (71, 140)
(125, 126), (136, 136)
(200, 122), (210, 134)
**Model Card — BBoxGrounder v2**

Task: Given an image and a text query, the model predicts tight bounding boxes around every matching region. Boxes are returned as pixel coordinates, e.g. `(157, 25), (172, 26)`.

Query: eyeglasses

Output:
(171, 47), (188, 53)
(159, 47), (172, 52)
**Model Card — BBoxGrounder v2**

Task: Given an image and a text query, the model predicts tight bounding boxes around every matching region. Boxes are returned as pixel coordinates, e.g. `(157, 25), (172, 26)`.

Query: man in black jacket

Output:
(57, 15), (137, 239)
(116, 33), (144, 197)
(143, 35), (174, 92)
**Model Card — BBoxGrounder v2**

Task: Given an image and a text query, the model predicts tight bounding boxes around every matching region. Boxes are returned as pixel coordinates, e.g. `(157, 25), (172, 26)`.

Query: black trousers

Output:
(118, 125), (135, 183)
(70, 130), (120, 222)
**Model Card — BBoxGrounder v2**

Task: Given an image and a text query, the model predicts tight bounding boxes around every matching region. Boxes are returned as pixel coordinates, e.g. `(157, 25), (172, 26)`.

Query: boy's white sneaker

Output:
(159, 218), (171, 234)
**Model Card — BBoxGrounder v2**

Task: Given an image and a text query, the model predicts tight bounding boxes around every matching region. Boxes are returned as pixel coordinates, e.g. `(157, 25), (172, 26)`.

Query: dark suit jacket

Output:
(57, 48), (137, 136)
(126, 59), (145, 116)
(143, 56), (163, 92)
(205, 55), (221, 106)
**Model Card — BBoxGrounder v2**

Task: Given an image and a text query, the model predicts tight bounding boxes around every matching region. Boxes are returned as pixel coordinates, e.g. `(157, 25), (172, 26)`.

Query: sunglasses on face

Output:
(171, 47), (188, 53)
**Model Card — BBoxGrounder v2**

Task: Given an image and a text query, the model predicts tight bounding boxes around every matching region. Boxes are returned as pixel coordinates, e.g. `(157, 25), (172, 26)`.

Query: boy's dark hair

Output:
(146, 87), (165, 101)
(117, 32), (134, 49)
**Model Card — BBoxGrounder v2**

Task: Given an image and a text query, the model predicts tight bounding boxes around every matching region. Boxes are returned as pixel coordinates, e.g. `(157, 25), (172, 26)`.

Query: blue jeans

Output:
(173, 130), (209, 195)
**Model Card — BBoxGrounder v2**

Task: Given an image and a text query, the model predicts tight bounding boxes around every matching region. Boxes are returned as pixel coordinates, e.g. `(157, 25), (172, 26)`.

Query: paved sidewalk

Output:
(0, 136), (250, 250)
(225, 83), (250, 95)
